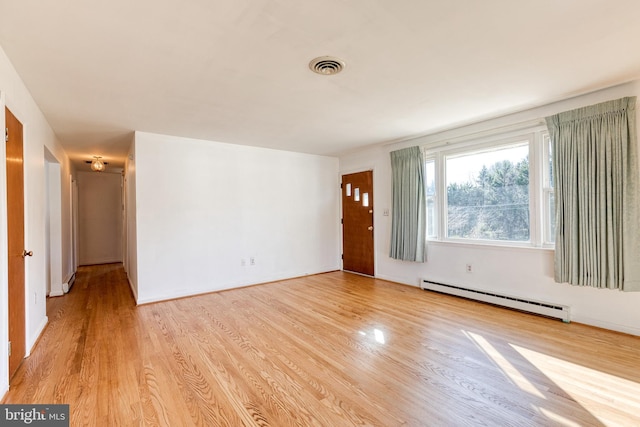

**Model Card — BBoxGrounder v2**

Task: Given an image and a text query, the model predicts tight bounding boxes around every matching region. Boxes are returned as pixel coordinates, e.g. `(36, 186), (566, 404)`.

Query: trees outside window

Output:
(425, 160), (436, 238)
(424, 130), (553, 247)
(446, 144), (529, 241)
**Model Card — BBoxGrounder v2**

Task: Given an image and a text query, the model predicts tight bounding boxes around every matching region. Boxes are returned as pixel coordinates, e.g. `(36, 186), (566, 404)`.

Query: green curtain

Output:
(389, 146), (426, 262)
(546, 97), (640, 291)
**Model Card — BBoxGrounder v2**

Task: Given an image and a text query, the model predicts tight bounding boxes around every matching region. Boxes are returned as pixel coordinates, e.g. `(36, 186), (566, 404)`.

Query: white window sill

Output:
(426, 238), (555, 253)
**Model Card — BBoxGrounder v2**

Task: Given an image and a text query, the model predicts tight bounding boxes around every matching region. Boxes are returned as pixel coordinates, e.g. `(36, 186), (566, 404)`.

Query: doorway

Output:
(45, 150), (64, 297)
(341, 171), (374, 276)
(6, 106), (26, 379)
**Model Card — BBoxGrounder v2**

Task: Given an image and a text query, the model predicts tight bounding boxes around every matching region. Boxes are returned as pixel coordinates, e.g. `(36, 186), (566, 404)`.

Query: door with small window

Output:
(341, 171), (374, 276)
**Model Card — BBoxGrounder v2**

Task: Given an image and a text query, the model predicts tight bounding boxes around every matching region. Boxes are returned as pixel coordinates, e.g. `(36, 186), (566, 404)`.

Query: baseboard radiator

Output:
(420, 279), (570, 323)
(63, 272), (76, 293)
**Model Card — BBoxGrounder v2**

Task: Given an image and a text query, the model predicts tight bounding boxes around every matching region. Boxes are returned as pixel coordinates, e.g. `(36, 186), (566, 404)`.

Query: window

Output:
(446, 143), (530, 242)
(424, 127), (553, 247)
(542, 134), (555, 244)
(425, 159), (437, 238)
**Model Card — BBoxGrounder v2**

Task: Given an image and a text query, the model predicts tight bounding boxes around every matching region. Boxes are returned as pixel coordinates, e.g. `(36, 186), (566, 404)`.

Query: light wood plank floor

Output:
(3, 264), (640, 426)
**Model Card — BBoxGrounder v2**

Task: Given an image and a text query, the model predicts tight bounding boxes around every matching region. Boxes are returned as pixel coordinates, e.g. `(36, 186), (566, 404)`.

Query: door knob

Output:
(23, 250), (33, 257)
(367, 226), (373, 231)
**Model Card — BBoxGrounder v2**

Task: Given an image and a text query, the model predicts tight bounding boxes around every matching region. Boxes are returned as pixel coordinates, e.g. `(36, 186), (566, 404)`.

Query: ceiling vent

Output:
(309, 56), (345, 75)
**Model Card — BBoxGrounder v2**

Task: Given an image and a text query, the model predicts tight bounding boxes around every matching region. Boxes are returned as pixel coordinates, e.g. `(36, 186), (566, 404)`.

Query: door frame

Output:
(45, 149), (64, 297)
(0, 91), (9, 389)
(4, 104), (27, 381)
(340, 167), (376, 276)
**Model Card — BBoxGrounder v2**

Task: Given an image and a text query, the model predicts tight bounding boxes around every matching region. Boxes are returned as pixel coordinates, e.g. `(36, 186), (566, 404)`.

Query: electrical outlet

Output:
(241, 259), (246, 267)
(250, 257), (255, 266)
(383, 208), (390, 216)
(465, 264), (472, 273)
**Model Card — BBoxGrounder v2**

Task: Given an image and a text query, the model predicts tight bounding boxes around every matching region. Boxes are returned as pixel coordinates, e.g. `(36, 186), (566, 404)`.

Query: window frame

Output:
(423, 125), (553, 249)
(541, 132), (555, 246)
(424, 156), (438, 239)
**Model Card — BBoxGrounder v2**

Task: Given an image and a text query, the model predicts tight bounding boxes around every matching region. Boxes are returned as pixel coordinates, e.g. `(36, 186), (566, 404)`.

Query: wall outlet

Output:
(241, 259), (246, 267)
(250, 257), (255, 266)
(383, 208), (390, 216)
(465, 264), (472, 273)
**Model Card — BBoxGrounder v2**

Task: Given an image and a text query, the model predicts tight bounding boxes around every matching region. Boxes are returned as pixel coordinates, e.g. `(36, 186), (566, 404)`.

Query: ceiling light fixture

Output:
(90, 156), (105, 172)
(309, 56), (345, 75)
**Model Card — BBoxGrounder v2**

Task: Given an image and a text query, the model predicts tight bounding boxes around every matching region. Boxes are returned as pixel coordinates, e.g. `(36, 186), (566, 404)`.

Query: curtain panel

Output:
(389, 146), (426, 262)
(546, 97), (640, 291)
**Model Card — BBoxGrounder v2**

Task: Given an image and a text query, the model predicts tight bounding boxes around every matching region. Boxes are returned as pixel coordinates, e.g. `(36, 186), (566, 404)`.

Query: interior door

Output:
(342, 171), (374, 276)
(6, 107), (26, 379)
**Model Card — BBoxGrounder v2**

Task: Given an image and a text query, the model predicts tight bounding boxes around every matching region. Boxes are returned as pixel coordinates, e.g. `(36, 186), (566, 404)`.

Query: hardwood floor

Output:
(4, 264), (640, 426)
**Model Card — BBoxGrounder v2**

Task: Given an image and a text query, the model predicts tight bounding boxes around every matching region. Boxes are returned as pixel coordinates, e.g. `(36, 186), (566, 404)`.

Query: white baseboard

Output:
(376, 274), (639, 337)
(374, 273), (418, 287)
(572, 315), (640, 337)
(127, 274), (138, 302)
(136, 268), (339, 305)
(78, 258), (122, 266)
(26, 316), (48, 357)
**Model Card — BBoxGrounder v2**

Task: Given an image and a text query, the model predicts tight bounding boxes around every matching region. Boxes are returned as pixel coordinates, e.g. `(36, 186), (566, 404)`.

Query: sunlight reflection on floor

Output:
(462, 329), (640, 425)
(511, 344), (640, 426)
(538, 407), (583, 427)
(464, 330), (546, 399)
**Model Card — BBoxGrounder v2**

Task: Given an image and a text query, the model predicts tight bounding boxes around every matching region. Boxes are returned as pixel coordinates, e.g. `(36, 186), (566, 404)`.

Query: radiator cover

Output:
(421, 279), (570, 323)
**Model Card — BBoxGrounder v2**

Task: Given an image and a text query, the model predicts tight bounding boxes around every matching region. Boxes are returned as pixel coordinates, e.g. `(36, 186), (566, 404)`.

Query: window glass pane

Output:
(547, 191), (556, 243)
(425, 160), (436, 238)
(543, 134), (555, 245)
(548, 137), (554, 188)
(446, 144), (530, 241)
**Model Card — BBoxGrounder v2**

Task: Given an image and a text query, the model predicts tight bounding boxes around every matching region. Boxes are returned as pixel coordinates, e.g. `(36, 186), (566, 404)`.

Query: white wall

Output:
(131, 131), (340, 304)
(45, 156), (63, 297)
(340, 80), (640, 336)
(0, 44), (73, 396)
(124, 143), (138, 300)
(77, 171), (123, 265)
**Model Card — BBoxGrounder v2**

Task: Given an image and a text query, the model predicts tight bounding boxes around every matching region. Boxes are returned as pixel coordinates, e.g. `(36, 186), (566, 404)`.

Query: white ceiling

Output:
(1, 0), (640, 171)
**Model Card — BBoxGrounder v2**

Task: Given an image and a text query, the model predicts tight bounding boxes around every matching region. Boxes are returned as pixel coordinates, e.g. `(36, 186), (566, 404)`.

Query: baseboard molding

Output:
(49, 290), (64, 297)
(26, 316), (48, 357)
(78, 258), (122, 266)
(375, 273), (640, 337)
(374, 273), (418, 287)
(127, 274), (138, 303)
(136, 268), (339, 305)
(573, 316), (640, 337)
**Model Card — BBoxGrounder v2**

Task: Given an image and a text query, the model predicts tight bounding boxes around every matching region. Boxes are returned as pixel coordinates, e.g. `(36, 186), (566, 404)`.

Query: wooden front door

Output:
(6, 107), (26, 379)
(342, 171), (374, 276)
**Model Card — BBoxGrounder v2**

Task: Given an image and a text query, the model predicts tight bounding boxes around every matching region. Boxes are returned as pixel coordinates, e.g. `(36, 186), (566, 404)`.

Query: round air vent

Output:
(309, 56), (345, 75)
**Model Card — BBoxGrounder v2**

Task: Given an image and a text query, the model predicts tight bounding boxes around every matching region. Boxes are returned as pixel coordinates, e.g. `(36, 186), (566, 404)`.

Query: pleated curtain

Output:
(389, 146), (426, 262)
(545, 97), (640, 291)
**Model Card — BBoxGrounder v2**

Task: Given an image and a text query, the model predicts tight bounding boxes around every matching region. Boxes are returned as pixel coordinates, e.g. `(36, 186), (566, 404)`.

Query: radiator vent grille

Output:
(421, 279), (570, 323)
